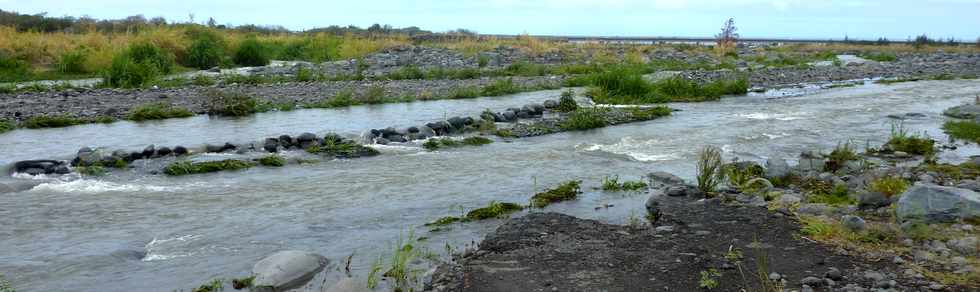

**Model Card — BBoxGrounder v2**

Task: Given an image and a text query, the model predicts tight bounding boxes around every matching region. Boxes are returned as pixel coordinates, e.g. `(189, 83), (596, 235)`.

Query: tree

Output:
(207, 17), (217, 28)
(715, 18), (739, 56)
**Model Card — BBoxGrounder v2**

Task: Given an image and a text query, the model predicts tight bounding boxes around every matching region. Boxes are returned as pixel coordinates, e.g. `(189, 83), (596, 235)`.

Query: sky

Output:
(1, 0), (978, 40)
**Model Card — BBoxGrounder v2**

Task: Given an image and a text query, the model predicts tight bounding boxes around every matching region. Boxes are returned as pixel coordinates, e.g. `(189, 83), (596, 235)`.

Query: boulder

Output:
(263, 138), (279, 153)
(462, 116), (475, 126)
(252, 250), (328, 292)
(174, 146), (189, 156)
(387, 134), (407, 143)
(447, 116), (466, 129)
(407, 126), (420, 133)
(323, 133), (344, 144)
(841, 215), (867, 232)
(73, 148), (108, 166)
(156, 147), (172, 156)
(765, 158), (790, 179)
(297, 132), (317, 142)
(501, 110), (517, 122)
(943, 104), (980, 119)
(417, 125), (436, 139)
(896, 184), (980, 223)
(529, 103), (545, 114)
(858, 191), (892, 209)
(797, 155), (826, 173)
(324, 278), (356, 292)
(648, 171), (685, 185)
(13, 160), (69, 175)
(279, 135), (294, 147)
(543, 99), (558, 109)
(205, 144), (224, 153)
(222, 142), (237, 152)
(142, 145), (156, 158)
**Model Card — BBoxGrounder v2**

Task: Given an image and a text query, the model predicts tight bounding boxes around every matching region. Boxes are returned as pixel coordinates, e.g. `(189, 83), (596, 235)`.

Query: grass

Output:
(423, 137), (492, 150)
(22, 114), (84, 128)
(163, 159), (256, 176)
(628, 106), (672, 120)
(806, 184), (855, 206)
(0, 274), (13, 292)
(556, 89), (579, 112)
(367, 230), (432, 291)
(943, 120), (980, 143)
(584, 67), (748, 104)
(127, 102), (194, 121)
(205, 90), (257, 117)
(696, 146), (724, 195)
(868, 176), (910, 198)
(886, 122), (935, 155)
(530, 180), (582, 208)
(231, 276), (254, 290)
(826, 142), (859, 172)
(257, 154), (286, 167)
(858, 52), (898, 62)
(481, 78), (522, 96)
(698, 269), (721, 289)
(559, 108), (608, 131)
(305, 138), (380, 158)
(0, 119), (13, 134)
(601, 175), (649, 191)
(75, 165), (107, 176)
(190, 279), (223, 292)
(465, 201), (524, 220)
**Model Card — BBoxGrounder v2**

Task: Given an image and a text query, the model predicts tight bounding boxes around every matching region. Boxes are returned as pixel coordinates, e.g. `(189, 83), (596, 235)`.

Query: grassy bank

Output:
(579, 67), (748, 104)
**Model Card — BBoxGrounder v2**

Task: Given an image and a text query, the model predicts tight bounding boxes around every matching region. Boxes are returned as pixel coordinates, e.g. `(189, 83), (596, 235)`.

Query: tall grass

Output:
(696, 146), (724, 195)
(585, 66), (747, 104)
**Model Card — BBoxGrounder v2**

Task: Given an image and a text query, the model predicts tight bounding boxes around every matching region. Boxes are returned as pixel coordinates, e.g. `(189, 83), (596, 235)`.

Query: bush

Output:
(186, 38), (224, 69)
(127, 42), (175, 74)
(23, 114), (84, 129)
(103, 42), (175, 88)
(0, 50), (31, 82)
(127, 102), (194, 121)
(601, 175), (648, 191)
(163, 159), (256, 176)
(258, 154), (286, 167)
(530, 180), (581, 208)
(0, 119), (13, 134)
(886, 123), (935, 155)
(206, 90), (258, 116)
(58, 50), (88, 74)
(233, 38), (269, 66)
(559, 108), (607, 131)
(696, 146), (723, 195)
(807, 184), (854, 206)
(556, 89), (579, 112)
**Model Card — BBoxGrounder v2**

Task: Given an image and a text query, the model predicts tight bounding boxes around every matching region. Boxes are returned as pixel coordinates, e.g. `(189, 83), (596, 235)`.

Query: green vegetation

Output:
(696, 146), (724, 195)
(698, 269), (721, 289)
(305, 138), (380, 158)
(163, 159), (256, 176)
(205, 90), (258, 116)
(57, 50), (88, 74)
(559, 108), (608, 131)
(943, 120), (980, 143)
(481, 78), (521, 96)
(493, 129), (516, 138)
(722, 162), (765, 191)
(556, 89), (579, 112)
(448, 86), (481, 99)
(367, 230), (432, 291)
(806, 183), (854, 206)
(127, 102), (194, 121)
(859, 52), (898, 62)
(257, 154), (286, 167)
(233, 38), (270, 66)
(530, 180), (581, 208)
(600, 175), (648, 191)
(628, 106), (672, 120)
(422, 137), (492, 150)
(231, 276), (254, 290)
(465, 201), (524, 220)
(0, 119), (12, 134)
(22, 114), (84, 128)
(191, 279), (223, 292)
(583, 67), (748, 104)
(826, 142), (858, 172)
(0, 273), (14, 292)
(102, 42), (175, 88)
(886, 123), (935, 155)
(185, 30), (225, 69)
(868, 176), (910, 198)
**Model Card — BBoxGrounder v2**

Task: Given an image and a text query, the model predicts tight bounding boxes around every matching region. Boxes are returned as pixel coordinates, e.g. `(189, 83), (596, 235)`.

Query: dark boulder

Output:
(462, 117), (475, 126)
(222, 142), (237, 151)
(173, 146), (189, 156)
(447, 116), (466, 129)
(13, 160), (69, 175)
(501, 110), (517, 122)
(142, 145), (156, 158)
(156, 147), (173, 156)
(543, 100), (558, 108)
(263, 138), (279, 153)
(387, 134), (407, 143)
(417, 125), (436, 139)
(297, 132), (317, 143)
(205, 144), (224, 153)
(279, 135), (294, 147)
(407, 126), (420, 133)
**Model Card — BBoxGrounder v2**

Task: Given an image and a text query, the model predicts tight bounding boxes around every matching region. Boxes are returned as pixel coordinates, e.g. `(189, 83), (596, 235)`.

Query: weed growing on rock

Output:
(257, 154), (286, 167)
(423, 137), (492, 150)
(868, 176), (910, 198)
(306, 138), (379, 158)
(127, 102), (194, 121)
(556, 89), (579, 112)
(163, 159), (256, 176)
(0, 119), (13, 134)
(943, 120), (980, 143)
(628, 106), (672, 120)
(696, 146), (724, 195)
(231, 276), (254, 289)
(75, 165), (106, 176)
(466, 201), (524, 220)
(493, 128), (516, 138)
(559, 108), (608, 131)
(461, 136), (492, 146)
(530, 180), (581, 208)
(190, 279), (223, 292)
(205, 90), (258, 117)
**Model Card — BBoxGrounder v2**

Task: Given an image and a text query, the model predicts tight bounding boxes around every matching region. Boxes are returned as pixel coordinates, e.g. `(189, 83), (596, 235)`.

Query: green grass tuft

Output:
(465, 201), (524, 220)
(257, 154), (286, 167)
(205, 90), (258, 117)
(943, 120), (980, 143)
(22, 114), (84, 129)
(127, 102), (194, 121)
(559, 108), (608, 131)
(601, 175), (648, 191)
(0, 119), (13, 134)
(556, 89), (579, 112)
(163, 159), (256, 176)
(530, 180), (582, 208)
(868, 176), (909, 198)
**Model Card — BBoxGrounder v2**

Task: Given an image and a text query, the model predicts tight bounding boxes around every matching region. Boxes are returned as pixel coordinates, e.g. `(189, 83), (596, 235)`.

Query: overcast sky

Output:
(2, 0), (978, 40)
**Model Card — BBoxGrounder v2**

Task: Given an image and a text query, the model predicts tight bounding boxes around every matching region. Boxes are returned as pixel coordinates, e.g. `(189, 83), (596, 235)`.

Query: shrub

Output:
(696, 146), (724, 195)
(294, 67), (315, 82)
(206, 90), (258, 116)
(868, 176), (909, 198)
(258, 154), (286, 167)
(23, 114), (84, 128)
(358, 86), (387, 104)
(163, 159), (256, 176)
(57, 50), (88, 74)
(185, 37), (224, 69)
(0, 119), (13, 134)
(233, 38), (269, 66)
(0, 49), (31, 82)
(559, 108), (607, 131)
(943, 120), (980, 143)
(103, 42), (174, 88)
(126, 42), (175, 74)
(127, 102), (194, 121)
(556, 89), (579, 112)
(530, 180), (581, 208)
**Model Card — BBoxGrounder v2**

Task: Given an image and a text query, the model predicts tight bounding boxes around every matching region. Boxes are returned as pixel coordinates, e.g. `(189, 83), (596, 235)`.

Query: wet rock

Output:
(173, 146), (189, 156)
(12, 160), (69, 175)
(801, 276), (824, 286)
(648, 171), (685, 185)
(645, 190), (663, 220)
(279, 135), (294, 147)
(943, 103), (980, 119)
(297, 132), (317, 143)
(797, 156), (827, 173)
(222, 142), (237, 152)
(263, 138), (279, 153)
(447, 116), (466, 129)
(142, 145), (156, 158)
(664, 185), (689, 197)
(417, 125), (436, 138)
(73, 148), (107, 166)
(858, 191), (892, 209)
(156, 147), (172, 156)
(896, 184), (980, 223)
(841, 215), (866, 232)
(324, 278), (356, 292)
(375, 137), (390, 145)
(501, 110), (517, 122)
(956, 180), (980, 192)
(205, 144), (224, 153)
(387, 134), (407, 143)
(543, 100), (558, 108)
(252, 250), (328, 292)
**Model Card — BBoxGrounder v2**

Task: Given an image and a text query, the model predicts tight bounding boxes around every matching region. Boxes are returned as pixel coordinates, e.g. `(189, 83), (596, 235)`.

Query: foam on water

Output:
(29, 179), (176, 194)
(736, 112), (808, 121)
(579, 136), (683, 162)
(142, 235), (200, 262)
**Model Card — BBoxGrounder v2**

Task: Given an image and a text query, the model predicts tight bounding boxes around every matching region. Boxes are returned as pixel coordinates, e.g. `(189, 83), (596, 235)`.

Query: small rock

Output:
(841, 215), (866, 232)
(252, 250), (328, 292)
(801, 276), (824, 286)
(825, 267), (843, 280)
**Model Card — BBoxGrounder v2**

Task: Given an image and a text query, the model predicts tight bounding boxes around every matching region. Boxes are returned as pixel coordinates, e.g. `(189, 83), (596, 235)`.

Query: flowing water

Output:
(2, 80), (980, 291)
